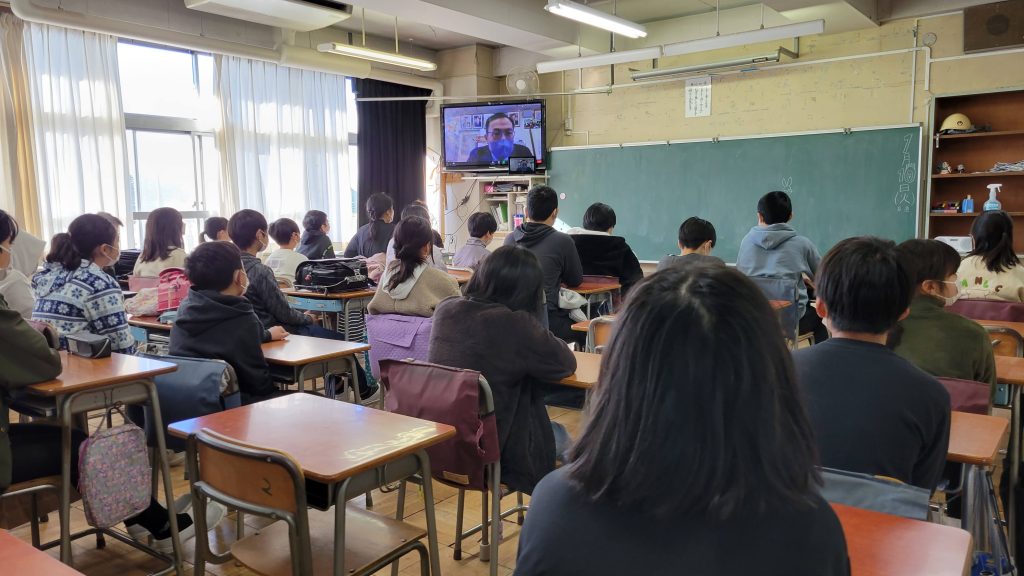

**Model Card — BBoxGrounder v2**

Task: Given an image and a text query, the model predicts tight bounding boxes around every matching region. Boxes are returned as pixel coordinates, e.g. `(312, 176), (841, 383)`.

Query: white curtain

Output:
(215, 55), (353, 239)
(22, 22), (128, 240)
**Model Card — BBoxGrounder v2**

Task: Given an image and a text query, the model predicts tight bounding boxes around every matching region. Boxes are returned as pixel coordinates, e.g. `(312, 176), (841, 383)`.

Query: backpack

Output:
(113, 249), (141, 280)
(156, 267), (190, 312)
(294, 258), (369, 293)
(77, 405), (151, 528)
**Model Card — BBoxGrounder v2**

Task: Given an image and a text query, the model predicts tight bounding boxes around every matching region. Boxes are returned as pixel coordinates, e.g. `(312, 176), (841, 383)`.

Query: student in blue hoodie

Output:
(736, 191), (827, 342)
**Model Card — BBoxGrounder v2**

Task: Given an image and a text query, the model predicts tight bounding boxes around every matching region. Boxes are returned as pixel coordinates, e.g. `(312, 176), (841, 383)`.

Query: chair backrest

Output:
(818, 467), (931, 520)
(586, 316), (615, 352)
(937, 377), (991, 414)
(365, 314), (433, 379)
(134, 354), (241, 451)
(984, 325), (1024, 358)
(949, 298), (1024, 322)
(378, 359), (499, 491)
(746, 275), (800, 340)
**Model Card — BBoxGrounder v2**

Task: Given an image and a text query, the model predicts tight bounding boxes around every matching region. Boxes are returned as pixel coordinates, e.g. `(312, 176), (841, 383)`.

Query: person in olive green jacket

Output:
(0, 210), (63, 491)
(890, 239), (996, 388)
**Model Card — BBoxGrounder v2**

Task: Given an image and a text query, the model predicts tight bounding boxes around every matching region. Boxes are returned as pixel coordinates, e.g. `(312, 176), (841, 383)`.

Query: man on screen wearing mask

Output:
(453, 212), (497, 270)
(466, 113), (535, 165)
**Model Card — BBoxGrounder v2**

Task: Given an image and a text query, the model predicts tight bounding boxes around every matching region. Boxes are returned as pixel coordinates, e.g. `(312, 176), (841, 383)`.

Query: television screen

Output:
(442, 100), (546, 171)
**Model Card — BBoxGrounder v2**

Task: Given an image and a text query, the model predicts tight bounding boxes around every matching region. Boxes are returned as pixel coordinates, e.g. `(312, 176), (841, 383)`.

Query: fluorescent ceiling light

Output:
(537, 46), (662, 74)
(545, 0), (647, 39)
(663, 20), (824, 57)
(317, 42), (437, 72)
(632, 51), (782, 81)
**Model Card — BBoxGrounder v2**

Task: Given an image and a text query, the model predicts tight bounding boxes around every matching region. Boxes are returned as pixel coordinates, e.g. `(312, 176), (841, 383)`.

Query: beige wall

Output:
(537, 13), (1024, 237)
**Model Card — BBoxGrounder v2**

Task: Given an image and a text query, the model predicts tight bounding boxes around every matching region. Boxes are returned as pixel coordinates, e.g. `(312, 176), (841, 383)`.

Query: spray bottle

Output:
(983, 184), (1003, 211)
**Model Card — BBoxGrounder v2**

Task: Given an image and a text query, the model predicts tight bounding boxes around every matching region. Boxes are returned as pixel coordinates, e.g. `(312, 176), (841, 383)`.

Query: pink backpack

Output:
(77, 405), (152, 528)
(156, 267), (190, 312)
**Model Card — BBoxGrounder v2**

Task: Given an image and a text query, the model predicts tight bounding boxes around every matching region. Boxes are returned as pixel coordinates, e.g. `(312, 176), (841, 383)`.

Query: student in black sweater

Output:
(297, 210), (335, 260)
(504, 185), (583, 344)
(516, 263), (849, 576)
(429, 246), (576, 493)
(170, 241), (289, 404)
(568, 202), (643, 295)
(793, 237), (951, 491)
(344, 192), (395, 258)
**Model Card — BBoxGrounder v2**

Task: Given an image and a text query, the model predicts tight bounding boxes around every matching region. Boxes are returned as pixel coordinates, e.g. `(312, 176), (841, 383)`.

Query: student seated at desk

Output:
(265, 218), (308, 287)
(453, 212), (497, 270)
(171, 241), (289, 405)
(429, 246), (576, 493)
(737, 191), (826, 343)
(229, 209), (345, 341)
(567, 202), (643, 295)
(891, 239), (996, 387)
(385, 203), (447, 271)
(958, 210), (1024, 302)
(200, 216), (229, 243)
(794, 237), (950, 491)
(344, 192), (395, 258)
(515, 263), (849, 576)
(32, 214), (135, 354)
(504, 185), (583, 344)
(133, 207), (187, 277)
(2, 258), (223, 550)
(657, 216), (724, 271)
(0, 210), (42, 319)
(368, 216), (460, 317)
(296, 210), (335, 260)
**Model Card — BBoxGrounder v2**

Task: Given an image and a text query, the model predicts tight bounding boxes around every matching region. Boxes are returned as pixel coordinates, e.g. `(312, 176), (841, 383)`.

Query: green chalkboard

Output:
(549, 126), (921, 262)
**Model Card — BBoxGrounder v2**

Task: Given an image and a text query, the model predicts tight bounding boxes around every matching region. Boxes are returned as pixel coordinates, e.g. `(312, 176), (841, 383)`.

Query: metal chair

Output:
(950, 299), (1024, 322)
(585, 316), (615, 353)
(819, 467), (931, 520)
(185, 428), (428, 576)
(379, 359), (524, 576)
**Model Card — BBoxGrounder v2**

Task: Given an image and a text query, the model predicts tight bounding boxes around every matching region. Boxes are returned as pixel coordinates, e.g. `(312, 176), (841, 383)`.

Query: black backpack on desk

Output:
(294, 258), (369, 293)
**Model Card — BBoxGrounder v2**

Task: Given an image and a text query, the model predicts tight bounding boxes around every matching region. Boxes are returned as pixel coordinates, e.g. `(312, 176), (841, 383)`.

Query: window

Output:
(118, 42), (218, 251)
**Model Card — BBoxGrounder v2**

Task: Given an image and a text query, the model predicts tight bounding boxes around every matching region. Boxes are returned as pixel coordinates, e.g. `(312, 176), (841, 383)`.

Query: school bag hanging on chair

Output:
(77, 404), (152, 528)
(156, 267), (190, 312)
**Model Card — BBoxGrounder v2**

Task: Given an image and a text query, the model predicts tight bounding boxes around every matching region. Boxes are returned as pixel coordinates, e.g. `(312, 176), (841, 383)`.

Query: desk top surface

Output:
(29, 352), (177, 397)
(261, 335), (370, 366)
(833, 503), (971, 576)
(947, 410), (1008, 466)
(558, 351), (601, 389)
(128, 315), (170, 331)
(168, 394), (455, 483)
(283, 288), (377, 300)
(447, 268), (472, 285)
(996, 354), (1024, 386)
(0, 530), (85, 575)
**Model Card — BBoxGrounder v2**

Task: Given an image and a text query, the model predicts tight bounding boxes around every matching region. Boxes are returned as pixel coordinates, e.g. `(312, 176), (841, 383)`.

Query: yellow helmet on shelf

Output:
(939, 113), (973, 133)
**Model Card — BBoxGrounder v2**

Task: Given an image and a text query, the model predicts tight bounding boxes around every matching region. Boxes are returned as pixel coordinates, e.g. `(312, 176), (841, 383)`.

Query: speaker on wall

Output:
(964, 0), (1024, 53)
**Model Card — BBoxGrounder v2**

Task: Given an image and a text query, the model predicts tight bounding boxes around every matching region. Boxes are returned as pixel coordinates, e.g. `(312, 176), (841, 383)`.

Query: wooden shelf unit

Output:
(927, 89), (1024, 253)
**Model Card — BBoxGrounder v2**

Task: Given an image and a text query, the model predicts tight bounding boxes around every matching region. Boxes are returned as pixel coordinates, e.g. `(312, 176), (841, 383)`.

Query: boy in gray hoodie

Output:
(736, 191), (827, 342)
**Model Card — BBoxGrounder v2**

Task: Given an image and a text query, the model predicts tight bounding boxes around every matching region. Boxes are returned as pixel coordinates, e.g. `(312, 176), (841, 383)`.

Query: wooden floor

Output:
(6, 406), (584, 576)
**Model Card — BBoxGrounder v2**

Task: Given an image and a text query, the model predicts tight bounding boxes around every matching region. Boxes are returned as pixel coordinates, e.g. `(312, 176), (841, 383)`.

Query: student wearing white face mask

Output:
(0, 210), (43, 319)
(32, 214), (136, 353)
(889, 238), (996, 387)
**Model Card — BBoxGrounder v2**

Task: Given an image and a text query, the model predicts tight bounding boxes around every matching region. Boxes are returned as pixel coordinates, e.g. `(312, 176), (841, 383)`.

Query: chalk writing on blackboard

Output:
(895, 134), (916, 213)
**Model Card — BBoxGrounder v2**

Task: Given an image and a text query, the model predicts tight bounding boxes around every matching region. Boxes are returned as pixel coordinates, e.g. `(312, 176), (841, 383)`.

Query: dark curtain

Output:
(353, 79), (432, 225)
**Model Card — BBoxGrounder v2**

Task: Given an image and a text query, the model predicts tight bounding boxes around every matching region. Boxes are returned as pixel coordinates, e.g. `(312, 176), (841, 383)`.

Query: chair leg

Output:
(391, 481), (409, 576)
(365, 490), (374, 508)
(479, 488), (490, 562)
(235, 509), (245, 539)
(453, 488), (466, 561)
(30, 494), (40, 548)
(517, 492), (525, 525)
(490, 463), (501, 576)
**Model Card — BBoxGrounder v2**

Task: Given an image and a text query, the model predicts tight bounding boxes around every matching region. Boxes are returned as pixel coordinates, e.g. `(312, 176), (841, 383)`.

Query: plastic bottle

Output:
(983, 184), (1003, 211)
(962, 195), (974, 213)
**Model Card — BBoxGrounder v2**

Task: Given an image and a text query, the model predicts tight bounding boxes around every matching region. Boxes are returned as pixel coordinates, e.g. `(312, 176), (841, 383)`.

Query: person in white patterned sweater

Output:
(32, 214), (135, 354)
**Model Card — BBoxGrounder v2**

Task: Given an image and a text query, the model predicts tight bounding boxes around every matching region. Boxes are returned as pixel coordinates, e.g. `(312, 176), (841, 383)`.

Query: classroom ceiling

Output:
(335, 0), (990, 55)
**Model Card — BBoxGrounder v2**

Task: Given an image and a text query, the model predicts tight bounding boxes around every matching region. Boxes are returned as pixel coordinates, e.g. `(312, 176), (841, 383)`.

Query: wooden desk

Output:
(996, 354), (1024, 386)
(947, 411), (1011, 567)
(0, 530), (85, 575)
(447, 268), (472, 285)
(262, 335), (371, 399)
(283, 288), (376, 340)
(558, 351), (601, 389)
(168, 394), (454, 575)
(570, 299), (791, 333)
(25, 353), (184, 572)
(833, 503), (971, 576)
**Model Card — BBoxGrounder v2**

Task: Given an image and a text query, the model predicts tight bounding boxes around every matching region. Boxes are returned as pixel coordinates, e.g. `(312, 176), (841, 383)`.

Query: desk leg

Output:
(57, 395), (74, 565)
(342, 299), (352, 341)
(332, 478), (353, 576)
(1011, 383), (1021, 562)
(145, 382), (185, 575)
(415, 449), (442, 576)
